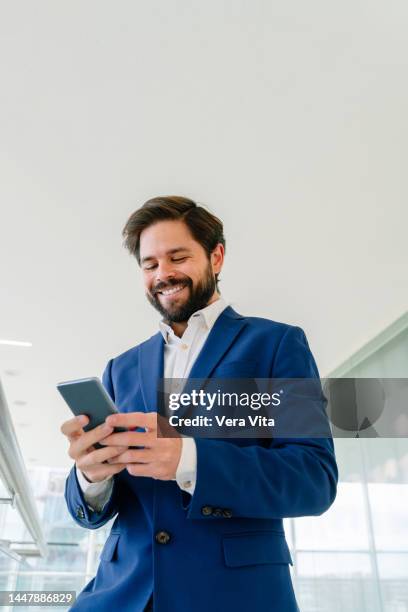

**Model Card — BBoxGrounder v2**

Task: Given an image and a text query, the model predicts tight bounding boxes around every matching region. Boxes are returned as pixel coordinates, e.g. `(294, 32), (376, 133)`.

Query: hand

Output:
(60, 415), (129, 483)
(100, 412), (182, 480)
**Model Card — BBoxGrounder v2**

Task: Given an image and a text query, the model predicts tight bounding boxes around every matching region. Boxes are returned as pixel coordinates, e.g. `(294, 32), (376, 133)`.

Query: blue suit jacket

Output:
(65, 306), (338, 612)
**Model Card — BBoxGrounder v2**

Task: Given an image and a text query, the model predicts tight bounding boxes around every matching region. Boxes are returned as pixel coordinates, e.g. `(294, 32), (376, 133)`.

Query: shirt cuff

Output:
(76, 466), (114, 512)
(175, 437), (197, 496)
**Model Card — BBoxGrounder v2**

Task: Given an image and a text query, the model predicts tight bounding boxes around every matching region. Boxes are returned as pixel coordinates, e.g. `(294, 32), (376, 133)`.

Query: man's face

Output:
(139, 219), (223, 323)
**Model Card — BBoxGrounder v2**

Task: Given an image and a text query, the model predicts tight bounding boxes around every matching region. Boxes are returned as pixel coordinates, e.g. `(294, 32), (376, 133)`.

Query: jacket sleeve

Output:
(182, 326), (339, 520)
(63, 359), (120, 529)
(64, 462), (120, 529)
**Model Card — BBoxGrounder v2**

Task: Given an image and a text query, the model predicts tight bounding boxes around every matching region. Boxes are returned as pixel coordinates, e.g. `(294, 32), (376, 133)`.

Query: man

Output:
(61, 196), (338, 612)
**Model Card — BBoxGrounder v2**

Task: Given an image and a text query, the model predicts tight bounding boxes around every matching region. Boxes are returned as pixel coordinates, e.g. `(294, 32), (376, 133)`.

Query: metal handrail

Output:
(0, 540), (22, 562)
(0, 379), (47, 557)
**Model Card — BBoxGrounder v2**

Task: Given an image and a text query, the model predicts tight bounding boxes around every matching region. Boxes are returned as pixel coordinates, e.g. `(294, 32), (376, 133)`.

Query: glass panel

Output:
(0, 500), (31, 544)
(295, 482), (369, 550)
(368, 483), (408, 551)
(0, 572), (14, 591)
(295, 552), (381, 612)
(378, 553), (408, 579)
(378, 553), (408, 612)
(20, 468), (88, 546)
(283, 518), (293, 549)
(91, 544), (104, 575)
(23, 543), (87, 573)
(297, 552), (372, 577)
(333, 438), (364, 482)
(364, 439), (408, 484)
(0, 551), (18, 573)
(0, 476), (9, 498)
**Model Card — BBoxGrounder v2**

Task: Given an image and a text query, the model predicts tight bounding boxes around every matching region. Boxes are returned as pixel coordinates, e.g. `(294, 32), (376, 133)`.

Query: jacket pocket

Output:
(222, 531), (293, 567)
(100, 533), (120, 562)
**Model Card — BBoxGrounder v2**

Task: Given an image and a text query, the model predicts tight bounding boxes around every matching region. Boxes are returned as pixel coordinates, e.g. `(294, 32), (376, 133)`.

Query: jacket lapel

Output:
(139, 332), (164, 413)
(187, 305), (246, 381)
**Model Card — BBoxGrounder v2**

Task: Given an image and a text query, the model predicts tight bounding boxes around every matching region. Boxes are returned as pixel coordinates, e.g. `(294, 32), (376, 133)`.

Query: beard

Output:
(146, 260), (216, 324)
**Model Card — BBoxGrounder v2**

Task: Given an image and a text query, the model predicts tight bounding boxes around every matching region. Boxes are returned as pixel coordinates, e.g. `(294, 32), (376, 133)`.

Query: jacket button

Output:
(222, 509), (233, 518)
(212, 508), (223, 517)
(155, 530), (171, 545)
(76, 506), (85, 519)
(201, 505), (213, 516)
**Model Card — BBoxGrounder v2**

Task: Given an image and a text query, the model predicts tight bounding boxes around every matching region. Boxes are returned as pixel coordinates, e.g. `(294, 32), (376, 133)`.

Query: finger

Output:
(80, 463), (128, 481)
(70, 423), (114, 459)
(107, 448), (153, 464)
(60, 415), (89, 438)
(104, 463), (128, 476)
(126, 463), (155, 478)
(143, 411), (158, 432)
(67, 430), (83, 444)
(66, 418), (92, 443)
(157, 415), (181, 438)
(110, 445), (129, 456)
(105, 411), (157, 431)
(78, 445), (129, 469)
(99, 430), (155, 448)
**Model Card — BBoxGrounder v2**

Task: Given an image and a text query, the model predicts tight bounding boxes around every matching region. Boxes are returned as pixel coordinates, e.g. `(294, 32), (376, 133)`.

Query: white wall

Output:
(0, 1), (407, 467)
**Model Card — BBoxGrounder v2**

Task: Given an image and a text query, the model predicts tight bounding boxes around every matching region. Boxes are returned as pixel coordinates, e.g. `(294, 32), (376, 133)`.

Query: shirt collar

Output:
(158, 295), (229, 343)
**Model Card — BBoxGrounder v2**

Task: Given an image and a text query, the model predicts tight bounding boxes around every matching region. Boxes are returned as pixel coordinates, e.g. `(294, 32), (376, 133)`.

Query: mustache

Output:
(153, 278), (191, 295)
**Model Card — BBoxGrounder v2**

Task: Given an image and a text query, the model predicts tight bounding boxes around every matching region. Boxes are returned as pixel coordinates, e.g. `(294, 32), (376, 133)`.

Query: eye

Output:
(172, 257), (187, 263)
(144, 264), (157, 271)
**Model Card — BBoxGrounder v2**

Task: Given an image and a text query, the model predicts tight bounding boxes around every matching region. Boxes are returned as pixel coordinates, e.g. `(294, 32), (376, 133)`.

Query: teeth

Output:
(160, 284), (184, 296)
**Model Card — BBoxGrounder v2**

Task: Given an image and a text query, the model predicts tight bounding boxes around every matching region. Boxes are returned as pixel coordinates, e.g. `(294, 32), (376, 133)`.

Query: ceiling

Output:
(0, 1), (407, 469)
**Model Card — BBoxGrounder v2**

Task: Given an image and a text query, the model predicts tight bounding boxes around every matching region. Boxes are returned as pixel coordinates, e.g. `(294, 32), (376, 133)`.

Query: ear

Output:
(211, 243), (224, 274)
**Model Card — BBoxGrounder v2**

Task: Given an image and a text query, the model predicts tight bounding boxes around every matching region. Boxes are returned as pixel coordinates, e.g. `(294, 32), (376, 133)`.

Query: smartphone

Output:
(57, 376), (131, 449)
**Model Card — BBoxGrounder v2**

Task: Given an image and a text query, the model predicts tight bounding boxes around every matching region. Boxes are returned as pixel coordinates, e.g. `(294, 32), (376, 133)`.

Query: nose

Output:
(154, 261), (177, 287)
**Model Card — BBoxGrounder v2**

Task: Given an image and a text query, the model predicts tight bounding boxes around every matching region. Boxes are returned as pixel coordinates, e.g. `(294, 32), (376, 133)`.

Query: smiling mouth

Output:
(156, 283), (187, 297)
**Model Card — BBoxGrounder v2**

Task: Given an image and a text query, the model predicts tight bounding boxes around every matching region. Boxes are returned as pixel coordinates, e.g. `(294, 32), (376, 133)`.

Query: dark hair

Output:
(122, 196), (226, 290)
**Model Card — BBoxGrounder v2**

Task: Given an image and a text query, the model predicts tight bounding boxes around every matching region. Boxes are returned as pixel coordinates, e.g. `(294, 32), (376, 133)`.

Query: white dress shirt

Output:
(76, 295), (229, 512)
